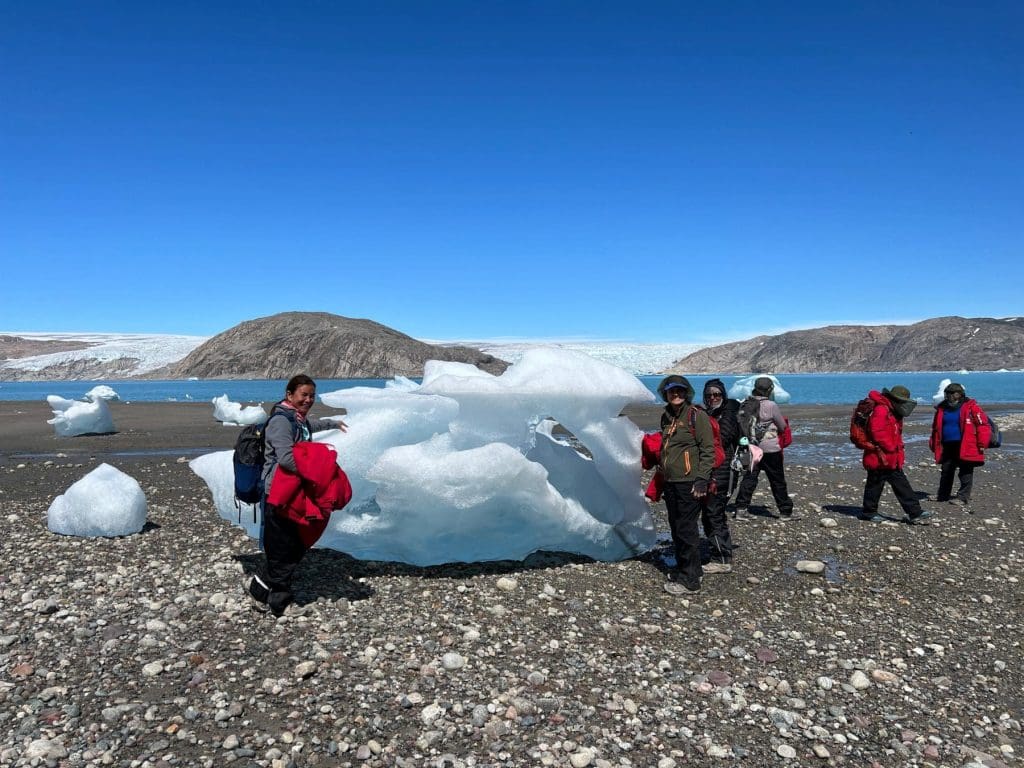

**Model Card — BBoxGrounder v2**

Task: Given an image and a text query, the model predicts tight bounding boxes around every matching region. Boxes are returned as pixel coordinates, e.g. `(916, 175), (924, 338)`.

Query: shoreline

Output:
(3, 401), (1021, 465)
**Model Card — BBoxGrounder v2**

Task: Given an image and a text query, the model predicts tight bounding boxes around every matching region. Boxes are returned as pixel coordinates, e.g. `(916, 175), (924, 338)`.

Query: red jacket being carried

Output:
(862, 390), (907, 471)
(267, 441), (352, 549)
(928, 398), (990, 464)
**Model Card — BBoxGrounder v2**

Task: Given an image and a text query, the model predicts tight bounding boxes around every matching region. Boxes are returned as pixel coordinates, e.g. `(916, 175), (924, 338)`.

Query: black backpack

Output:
(232, 407), (299, 511)
(233, 422), (268, 506)
(737, 395), (768, 444)
(986, 415), (1002, 448)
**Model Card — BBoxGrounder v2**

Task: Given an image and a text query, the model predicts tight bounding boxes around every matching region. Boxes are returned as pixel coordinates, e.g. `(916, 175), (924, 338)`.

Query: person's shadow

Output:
(235, 549), (595, 608)
(823, 504), (863, 519)
(823, 503), (906, 522)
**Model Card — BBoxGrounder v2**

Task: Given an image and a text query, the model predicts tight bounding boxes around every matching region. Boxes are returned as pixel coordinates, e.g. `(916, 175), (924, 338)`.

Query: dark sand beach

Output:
(1, 400), (1022, 766)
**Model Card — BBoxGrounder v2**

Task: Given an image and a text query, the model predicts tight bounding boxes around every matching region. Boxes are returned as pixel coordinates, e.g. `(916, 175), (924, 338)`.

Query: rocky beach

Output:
(1, 400), (1022, 767)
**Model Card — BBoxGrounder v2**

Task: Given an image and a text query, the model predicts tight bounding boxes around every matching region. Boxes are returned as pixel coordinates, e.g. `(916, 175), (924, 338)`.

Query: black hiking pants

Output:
(863, 468), (923, 518)
(937, 441), (975, 502)
(257, 505), (308, 614)
(663, 481), (703, 588)
(735, 451), (793, 515)
(701, 465), (735, 563)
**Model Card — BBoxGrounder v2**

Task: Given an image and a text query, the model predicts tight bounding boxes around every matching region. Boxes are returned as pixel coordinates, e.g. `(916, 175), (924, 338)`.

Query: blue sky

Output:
(2, 1), (1021, 343)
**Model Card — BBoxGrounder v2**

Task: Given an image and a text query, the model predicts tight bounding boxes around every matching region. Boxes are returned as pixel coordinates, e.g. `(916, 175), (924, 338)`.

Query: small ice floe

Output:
(212, 394), (267, 426)
(47, 463), (147, 537)
(46, 392), (116, 437)
(729, 374), (791, 403)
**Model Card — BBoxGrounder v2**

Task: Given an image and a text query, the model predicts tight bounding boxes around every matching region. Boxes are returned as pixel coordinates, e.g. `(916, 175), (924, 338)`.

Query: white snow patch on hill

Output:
(1, 332), (207, 376)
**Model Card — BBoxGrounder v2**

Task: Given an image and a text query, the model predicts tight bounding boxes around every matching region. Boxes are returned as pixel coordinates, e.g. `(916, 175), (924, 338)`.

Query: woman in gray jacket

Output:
(247, 374), (346, 616)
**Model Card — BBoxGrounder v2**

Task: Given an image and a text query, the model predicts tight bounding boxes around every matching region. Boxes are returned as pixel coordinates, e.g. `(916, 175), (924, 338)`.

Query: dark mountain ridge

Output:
(666, 316), (1024, 373)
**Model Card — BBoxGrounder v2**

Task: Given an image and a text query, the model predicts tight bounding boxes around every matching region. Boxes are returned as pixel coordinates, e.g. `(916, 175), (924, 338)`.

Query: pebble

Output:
(570, 748), (594, 767)
(441, 652), (466, 670)
(871, 668), (899, 683)
(777, 744), (797, 758)
(849, 670), (871, 690)
(795, 560), (826, 574)
(496, 577), (518, 591)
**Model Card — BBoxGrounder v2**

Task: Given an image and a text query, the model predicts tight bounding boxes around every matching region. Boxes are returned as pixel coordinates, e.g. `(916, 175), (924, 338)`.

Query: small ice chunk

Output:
(212, 394), (267, 426)
(47, 394), (116, 437)
(932, 378), (952, 404)
(728, 374), (791, 403)
(47, 463), (147, 537)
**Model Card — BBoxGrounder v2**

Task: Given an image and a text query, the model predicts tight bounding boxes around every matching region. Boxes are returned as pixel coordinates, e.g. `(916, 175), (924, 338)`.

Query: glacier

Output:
(0, 332), (206, 377)
(190, 349), (659, 566)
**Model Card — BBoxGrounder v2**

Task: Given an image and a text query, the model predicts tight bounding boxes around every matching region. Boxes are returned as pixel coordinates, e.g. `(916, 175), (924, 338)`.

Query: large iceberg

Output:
(191, 349), (659, 566)
(47, 463), (148, 537)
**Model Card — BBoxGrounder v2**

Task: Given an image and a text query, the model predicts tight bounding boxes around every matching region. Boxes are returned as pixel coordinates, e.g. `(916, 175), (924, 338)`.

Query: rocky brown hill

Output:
(667, 316), (1024, 373)
(156, 312), (507, 379)
(0, 334), (94, 360)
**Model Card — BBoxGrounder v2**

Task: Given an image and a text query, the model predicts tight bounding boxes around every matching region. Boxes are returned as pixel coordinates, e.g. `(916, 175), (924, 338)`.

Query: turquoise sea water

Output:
(1, 371), (1021, 405)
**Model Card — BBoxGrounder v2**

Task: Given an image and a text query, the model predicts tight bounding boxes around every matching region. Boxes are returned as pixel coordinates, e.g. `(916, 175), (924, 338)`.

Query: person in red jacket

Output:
(928, 382), (991, 509)
(859, 385), (933, 525)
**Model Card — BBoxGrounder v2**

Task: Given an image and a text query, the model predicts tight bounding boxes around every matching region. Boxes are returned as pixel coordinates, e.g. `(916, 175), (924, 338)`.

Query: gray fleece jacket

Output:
(261, 404), (340, 496)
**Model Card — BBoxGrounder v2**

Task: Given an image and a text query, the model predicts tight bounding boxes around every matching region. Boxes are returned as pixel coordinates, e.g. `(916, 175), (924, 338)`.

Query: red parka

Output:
(267, 441), (352, 549)
(929, 398), (990, 464)
(862, 390), (907, 471)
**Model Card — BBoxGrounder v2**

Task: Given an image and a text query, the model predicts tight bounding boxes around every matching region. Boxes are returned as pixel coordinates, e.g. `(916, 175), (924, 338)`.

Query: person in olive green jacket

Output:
(657, 375), (716, 594)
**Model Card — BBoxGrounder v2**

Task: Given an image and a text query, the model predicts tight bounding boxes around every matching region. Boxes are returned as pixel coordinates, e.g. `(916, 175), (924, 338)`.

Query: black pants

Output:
(937, 441), (975, 502)
(664, 481), (702, 587)
(701, 465), (735, 563)
(863, 468), (923, 517)
(735, 451), (793, 515)
(257, 505), (308, 614)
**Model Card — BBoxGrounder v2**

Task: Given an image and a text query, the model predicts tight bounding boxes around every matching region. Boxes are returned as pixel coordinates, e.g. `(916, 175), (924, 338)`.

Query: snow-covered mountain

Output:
(1, 332), (695, 379)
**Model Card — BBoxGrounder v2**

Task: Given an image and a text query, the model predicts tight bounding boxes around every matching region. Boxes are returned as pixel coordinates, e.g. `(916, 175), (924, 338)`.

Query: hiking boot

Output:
(859, 513), (885, 523)
(732, 506), (748, 520)
(664, 572), (701, 595)
(245, 575), (271, 614)
(907, 510), (934, 525)
(702, 562), (733, 575)
(949, 497), (971, 510)
(778, 511), (798, 521)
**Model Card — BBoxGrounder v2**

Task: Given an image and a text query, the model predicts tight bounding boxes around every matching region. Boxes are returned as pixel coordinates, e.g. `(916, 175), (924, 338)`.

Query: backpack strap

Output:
(268, 404), (303, 441)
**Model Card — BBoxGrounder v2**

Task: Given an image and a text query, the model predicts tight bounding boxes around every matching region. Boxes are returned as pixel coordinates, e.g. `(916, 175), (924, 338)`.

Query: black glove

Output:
(692, 479), (708, 497)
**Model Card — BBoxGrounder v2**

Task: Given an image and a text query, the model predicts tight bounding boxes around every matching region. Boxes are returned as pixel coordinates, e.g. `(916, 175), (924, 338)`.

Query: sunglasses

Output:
(707, 391), (723, 399)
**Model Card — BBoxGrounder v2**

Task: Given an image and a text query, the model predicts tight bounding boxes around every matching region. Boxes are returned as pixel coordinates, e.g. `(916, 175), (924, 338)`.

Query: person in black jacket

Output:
(700, 378), (738, 574)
